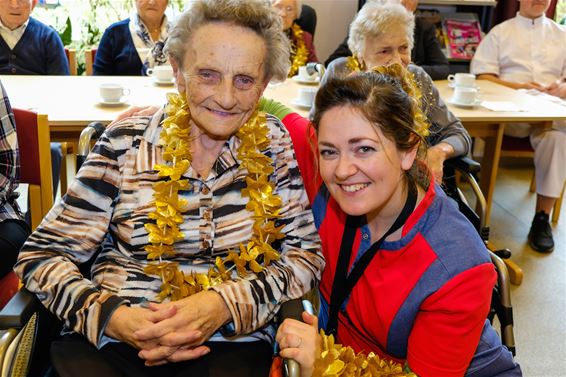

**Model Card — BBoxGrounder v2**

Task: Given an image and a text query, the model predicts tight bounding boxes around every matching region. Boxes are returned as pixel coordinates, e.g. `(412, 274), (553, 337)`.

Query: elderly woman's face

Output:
(360, 27), (411, 70)
(173, 22), (269, 140)
(136, 0), (168, 23)
(272, 0), (297, 30)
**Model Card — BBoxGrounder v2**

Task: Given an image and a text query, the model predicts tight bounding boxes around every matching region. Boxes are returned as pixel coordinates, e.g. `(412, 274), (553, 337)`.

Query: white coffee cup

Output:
(147, 65), (174, 82)
(298, 65), (316, 81)
(448, 73), (476, 87)
(99, 83), (130, 102)
(297, 87), (317, 106)
(452, 86), (478, 105)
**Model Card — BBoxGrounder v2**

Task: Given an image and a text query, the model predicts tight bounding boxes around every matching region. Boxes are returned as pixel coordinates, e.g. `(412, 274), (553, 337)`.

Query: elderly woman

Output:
(15, 1), (324, 376)
(319, 1), (470, 182)
(94, 0), (170, 75)
(271, 0), (319, 77)
(276, 69), (521, 377)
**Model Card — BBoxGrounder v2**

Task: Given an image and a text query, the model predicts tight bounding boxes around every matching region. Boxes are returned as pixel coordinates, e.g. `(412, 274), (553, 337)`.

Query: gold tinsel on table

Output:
(313, 331), (417, 377)
(143, 92), (284, 301)
(288, 23), (309, 78)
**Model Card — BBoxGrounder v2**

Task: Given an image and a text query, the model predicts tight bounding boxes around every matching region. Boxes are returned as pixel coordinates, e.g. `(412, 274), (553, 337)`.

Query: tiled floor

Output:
(483, 160), (565, 376)
(15, 158), (565, 376)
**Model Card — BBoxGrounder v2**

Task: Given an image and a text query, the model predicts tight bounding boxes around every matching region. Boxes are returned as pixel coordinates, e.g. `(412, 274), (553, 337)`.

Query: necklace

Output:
(144, 93), (284, 301)
(288, 24), (309, 78)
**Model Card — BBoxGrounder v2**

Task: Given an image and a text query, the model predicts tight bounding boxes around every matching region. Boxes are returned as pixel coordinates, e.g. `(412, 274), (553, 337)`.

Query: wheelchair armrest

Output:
(444, 156), (481, 175)
(0, 289), (40, 329)
(278, 299), (305, 377)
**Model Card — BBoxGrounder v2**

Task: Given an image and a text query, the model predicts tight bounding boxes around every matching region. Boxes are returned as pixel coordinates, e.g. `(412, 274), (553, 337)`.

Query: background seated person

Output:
(0, 0), (69, 75)
(470, 0), (565, 253)
(0, 80), (29, 309)
(324, 0), (449, 80)
(271, 0), (319, 77)
(277, 68), (521, 377)
(15, 1), (324, 376)
(0, 0), (65, 214)
(319, 1), (469, 183)
(94, 0), (170, 76)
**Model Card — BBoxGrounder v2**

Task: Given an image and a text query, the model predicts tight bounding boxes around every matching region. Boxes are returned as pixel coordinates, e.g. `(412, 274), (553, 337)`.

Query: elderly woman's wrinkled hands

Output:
(104, 304), (177, 350)
(426, 142), (455, 183)
(276, 312), (321, 377)
(133, 290), (232, 365)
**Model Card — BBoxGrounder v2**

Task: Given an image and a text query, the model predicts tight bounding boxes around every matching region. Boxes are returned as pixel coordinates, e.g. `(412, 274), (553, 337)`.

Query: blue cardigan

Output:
(94, 19), (145, 76)
(0, 18), (69, 75)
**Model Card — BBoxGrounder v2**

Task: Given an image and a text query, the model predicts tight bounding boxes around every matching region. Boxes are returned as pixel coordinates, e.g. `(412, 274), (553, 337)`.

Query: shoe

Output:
(528, 211), (554, 253)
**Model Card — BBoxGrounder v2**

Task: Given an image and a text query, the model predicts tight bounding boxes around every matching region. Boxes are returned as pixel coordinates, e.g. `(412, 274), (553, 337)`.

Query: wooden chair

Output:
(64, 48), (77, 76)
(500, 135), (563, 223)
(84, 48), (97, 76)
(13, 109), (53, 230)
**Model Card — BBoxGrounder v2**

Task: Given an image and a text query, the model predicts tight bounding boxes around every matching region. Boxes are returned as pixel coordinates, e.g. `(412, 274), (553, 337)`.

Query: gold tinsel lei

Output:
(313, 331), (417, 377)
(144, 92), (284, 301)
(288, 23), (309, 78)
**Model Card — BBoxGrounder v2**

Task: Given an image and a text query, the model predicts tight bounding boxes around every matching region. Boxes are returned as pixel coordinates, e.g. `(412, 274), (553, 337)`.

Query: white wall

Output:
(304, 0), (358, 63)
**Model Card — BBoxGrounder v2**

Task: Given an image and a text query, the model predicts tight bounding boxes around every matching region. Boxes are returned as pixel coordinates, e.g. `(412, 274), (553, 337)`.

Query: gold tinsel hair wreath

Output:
(369, 63), (430, 140)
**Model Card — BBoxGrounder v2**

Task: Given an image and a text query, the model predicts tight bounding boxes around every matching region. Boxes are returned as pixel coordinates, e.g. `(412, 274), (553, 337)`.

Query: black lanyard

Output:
(325, 180), (417, 336)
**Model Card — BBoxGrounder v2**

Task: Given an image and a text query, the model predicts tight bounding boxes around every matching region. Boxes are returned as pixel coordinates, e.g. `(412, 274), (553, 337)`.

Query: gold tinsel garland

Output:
(346, 58), (429, 139)
(144, 92), (285, 301)
(313, 331), (417, 377)
(288, 23), (309, 78)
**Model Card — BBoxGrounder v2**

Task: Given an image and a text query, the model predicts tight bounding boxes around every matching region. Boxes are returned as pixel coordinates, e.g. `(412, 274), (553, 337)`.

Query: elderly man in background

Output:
(471, 0), (565, 253)
(325, 0), (449, 80)
(0, 0), (69, 74)
(0, 0), (68, 204)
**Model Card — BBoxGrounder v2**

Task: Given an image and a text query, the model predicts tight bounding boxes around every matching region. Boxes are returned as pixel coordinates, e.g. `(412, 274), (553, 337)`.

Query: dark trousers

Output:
(51, 334), (273, 377)
(0, 219), (29, 278)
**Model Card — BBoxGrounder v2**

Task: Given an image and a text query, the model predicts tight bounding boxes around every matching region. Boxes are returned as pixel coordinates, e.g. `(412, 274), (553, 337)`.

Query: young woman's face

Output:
(317, 106), (416, 220)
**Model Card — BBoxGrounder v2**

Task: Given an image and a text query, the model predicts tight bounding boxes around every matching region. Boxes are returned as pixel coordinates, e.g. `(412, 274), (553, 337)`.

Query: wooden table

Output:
(434, 80), (566, 223)
(0, 75), (176, 142)
(2, 75), (565, 224)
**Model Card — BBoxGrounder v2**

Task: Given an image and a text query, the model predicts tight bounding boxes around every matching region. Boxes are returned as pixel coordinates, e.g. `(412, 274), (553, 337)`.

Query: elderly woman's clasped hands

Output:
(107, 290), (231, 365)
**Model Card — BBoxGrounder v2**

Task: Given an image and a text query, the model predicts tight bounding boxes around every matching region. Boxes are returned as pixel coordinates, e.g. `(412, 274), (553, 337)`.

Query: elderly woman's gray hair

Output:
(347, 2), (415, 58)
(165, 0), (290, 81)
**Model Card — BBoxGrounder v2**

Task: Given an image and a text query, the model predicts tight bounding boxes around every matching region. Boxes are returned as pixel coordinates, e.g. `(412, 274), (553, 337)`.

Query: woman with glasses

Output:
(94, 0), (171, 75)
(271, 0), (319, 77)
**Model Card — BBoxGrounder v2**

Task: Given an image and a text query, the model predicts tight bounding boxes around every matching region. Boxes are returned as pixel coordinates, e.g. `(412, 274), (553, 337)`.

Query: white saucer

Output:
(98, 98), (129, 106)
(291, 98), (313, 110)
(292, 76), (319, 85)
(153, 78), (175, 86)
(448, 82), (478, 90)
(448, 98), (482, 108)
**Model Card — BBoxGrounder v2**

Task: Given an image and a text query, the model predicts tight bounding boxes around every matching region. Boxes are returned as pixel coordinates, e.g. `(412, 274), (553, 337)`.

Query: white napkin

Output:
(480, 101), (527, 112)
